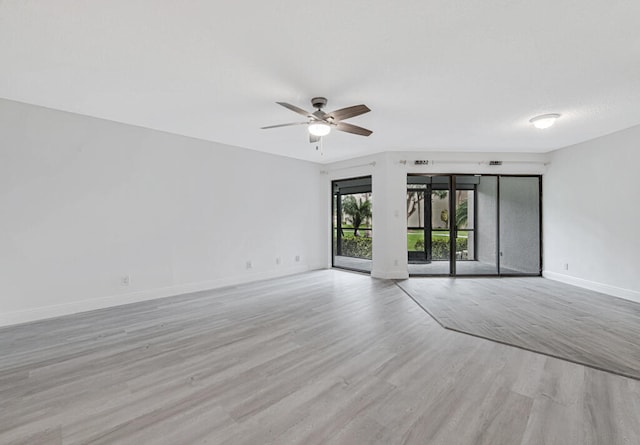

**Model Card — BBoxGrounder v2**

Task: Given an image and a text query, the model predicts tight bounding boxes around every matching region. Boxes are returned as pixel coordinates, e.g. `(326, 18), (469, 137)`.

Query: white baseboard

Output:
(542, 270), (640, 304)
(0, 265), (312, 328)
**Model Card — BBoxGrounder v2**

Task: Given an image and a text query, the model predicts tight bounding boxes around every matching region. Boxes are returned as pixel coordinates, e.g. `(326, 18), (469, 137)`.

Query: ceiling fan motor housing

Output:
(311, 97), (327, 109)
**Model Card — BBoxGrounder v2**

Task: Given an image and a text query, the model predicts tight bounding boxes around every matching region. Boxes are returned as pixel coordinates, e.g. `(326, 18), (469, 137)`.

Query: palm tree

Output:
(432, 190), (448, 200)
(342, 195), (372, 236)
(406, 191), (423, 225)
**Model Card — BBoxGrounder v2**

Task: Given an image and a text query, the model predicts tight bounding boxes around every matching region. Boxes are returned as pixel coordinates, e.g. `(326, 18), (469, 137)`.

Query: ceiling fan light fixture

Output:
(530, 113), (561, 129)
(308, 122), (331, 137)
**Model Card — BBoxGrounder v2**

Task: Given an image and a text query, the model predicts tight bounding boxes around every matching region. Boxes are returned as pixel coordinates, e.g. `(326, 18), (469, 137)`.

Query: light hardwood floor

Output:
(1, 270), (639, 444)
(398, 277), (640, 380)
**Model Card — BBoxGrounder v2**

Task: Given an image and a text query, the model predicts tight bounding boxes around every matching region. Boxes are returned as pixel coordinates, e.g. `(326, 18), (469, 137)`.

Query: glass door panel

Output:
(453, 175), (499, 275)
(407, 175), (451, 275)
(498, 176), (541, 275)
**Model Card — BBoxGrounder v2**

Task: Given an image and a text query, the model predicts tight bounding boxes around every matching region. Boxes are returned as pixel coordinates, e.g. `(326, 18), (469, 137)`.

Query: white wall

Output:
(13, 93), (635, 325)
(543, 124), (640, 302)
(0, 99), (326, 326)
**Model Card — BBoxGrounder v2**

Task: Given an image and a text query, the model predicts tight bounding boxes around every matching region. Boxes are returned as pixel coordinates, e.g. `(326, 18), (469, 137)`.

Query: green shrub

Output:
(432, 239), (448, 260)
(414, 237), (468, 260)
(340, 235), (372, 259)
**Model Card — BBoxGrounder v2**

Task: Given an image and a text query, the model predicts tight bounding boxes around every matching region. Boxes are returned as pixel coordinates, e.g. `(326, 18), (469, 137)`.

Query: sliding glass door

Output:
(332, 176), (373, 274)
(407, 174), (540, 276)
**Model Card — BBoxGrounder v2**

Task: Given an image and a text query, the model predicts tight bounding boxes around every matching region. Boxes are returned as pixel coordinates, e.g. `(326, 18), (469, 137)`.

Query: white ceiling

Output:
(2, 1), (640, 163)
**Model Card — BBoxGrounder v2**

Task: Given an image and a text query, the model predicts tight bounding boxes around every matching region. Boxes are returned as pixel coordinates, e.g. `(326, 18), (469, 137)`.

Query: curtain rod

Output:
(399, 160), (550, 166)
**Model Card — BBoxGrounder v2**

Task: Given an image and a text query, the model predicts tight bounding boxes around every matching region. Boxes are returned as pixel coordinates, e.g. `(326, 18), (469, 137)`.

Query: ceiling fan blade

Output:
(277, 102), (313, 118)
(336, 122), (373, 136)
(326, 104), (370, 121)
(312, 109), (327, 120)
(309, 134), (320, 144)
(261, 122), (307, 129)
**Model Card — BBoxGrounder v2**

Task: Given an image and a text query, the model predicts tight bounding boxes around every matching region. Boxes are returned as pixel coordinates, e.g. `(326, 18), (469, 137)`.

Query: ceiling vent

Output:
(489, 160), (502, 166)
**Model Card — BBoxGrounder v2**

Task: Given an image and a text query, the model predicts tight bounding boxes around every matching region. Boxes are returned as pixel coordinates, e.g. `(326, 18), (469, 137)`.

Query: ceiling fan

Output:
(261, 97), (372, 143)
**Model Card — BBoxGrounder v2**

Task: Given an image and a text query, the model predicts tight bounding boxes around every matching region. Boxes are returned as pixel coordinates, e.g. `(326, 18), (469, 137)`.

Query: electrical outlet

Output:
(295, 255), (300, 262)
(276, 257), (281, 265)
(121, 275), (130, 286)
(246, 261), (252, 269)
(394, 259), (398, 266)
(563, 263), (569, 271)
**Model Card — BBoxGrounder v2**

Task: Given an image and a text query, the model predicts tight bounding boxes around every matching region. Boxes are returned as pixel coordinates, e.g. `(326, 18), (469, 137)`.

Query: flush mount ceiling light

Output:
(529, 113), (561, 129)
(308, 122), (331, 137)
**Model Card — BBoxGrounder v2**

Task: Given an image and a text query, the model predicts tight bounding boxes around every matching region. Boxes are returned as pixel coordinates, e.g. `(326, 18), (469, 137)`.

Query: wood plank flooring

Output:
(397, 277), (640, 380)
(1, 270), (639, 444)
